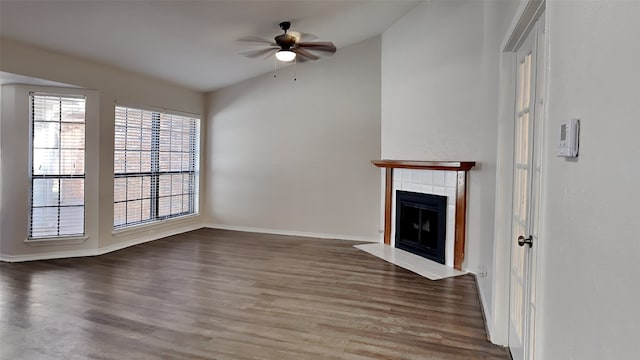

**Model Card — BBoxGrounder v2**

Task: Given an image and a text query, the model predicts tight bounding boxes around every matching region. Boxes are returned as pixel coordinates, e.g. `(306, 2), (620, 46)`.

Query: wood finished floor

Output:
(0, 229), (508, 360)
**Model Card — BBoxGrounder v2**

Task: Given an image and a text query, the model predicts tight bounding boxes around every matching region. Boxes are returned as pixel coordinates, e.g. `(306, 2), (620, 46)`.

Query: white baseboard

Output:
(99, 223), (203, 255)
(1, 224), (377, 262)
(0, 223), (204, 263)
(206, 223), (379, 243)
(475, 274), (496, 343)
(0, 247), (100, 262)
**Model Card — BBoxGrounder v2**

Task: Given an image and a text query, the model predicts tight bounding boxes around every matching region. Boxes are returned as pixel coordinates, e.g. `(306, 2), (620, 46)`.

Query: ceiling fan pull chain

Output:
(273, 56), (278, 78)
(294, 58), (297, 82)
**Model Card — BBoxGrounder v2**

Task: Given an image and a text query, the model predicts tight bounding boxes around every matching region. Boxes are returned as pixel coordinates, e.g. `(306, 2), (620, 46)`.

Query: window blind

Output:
(30, 93), (86, 238)
(114, 106), (199, 229)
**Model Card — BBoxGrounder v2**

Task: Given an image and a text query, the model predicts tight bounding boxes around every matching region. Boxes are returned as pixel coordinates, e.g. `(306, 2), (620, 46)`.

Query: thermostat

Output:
(558, 118), (579, 157)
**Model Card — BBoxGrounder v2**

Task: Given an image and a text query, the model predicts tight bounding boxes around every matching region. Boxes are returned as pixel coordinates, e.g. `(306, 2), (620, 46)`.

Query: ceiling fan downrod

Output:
(279, 21), (291, 33)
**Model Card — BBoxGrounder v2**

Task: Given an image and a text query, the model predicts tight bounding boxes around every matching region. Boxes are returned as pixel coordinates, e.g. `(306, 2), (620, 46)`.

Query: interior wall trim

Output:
(206, 224), (379, 243)
(0, 224), (203, 263)
(491, 0), (548, 347)
(474, 272), (494, 342)
(503, 0), (546, 52)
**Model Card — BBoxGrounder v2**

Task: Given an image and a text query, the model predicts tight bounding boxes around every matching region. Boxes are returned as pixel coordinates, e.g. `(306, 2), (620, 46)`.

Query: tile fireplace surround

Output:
(372, 160), (476, 271)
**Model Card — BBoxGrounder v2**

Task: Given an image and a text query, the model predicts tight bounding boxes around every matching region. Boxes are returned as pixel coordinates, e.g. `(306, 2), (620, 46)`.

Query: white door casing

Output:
(509, 13), (545, 360)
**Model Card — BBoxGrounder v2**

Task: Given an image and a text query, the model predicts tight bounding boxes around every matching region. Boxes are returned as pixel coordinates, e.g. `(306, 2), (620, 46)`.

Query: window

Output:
(114, 105), (199, 229)
(30, 93), (86, 238)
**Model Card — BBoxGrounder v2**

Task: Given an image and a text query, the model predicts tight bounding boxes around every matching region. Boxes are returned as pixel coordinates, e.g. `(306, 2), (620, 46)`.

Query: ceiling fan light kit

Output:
(275, 50), (296, 62)
(240, 21), (336, 63)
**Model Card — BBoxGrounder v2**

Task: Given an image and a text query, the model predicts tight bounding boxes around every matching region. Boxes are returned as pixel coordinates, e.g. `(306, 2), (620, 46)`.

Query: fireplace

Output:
(395, 190), (447, 264)
(373, 160), (475, 270)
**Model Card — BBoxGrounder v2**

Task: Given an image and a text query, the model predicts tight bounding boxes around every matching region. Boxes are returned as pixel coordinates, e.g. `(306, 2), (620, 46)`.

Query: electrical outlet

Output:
(478, 264), (488, 278)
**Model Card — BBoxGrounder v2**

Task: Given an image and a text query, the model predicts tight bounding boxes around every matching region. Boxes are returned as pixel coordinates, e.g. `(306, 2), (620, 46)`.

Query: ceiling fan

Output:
(240, 21), (337, 63)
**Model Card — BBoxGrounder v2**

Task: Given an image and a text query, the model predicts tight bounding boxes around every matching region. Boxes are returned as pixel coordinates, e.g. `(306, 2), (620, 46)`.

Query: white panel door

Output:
(509, 16), (544, 360)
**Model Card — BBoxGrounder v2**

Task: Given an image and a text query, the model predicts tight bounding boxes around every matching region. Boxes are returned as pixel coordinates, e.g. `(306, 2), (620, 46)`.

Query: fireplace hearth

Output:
(395, 190), (447, 264)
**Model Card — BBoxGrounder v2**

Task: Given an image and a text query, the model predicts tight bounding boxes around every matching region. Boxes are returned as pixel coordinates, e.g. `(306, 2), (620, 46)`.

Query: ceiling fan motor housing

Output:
(274, 34), (296, 50)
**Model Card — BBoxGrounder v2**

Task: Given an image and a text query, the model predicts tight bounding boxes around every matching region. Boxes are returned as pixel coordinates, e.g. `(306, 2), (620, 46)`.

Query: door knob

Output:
(517, 235), (533, 248)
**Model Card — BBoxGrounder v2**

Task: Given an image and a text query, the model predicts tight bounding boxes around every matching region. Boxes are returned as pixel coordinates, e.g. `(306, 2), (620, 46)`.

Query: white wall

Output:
(206, 37), (381, 241)
(0, 38), (205, 260)
(536, 2), (640, 358)
(0, 84), (7, 256)
(381, 0), (518, 329)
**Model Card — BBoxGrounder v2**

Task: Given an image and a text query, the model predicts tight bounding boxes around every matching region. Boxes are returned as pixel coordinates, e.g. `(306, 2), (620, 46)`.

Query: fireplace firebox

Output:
(395, 190), (447, 264)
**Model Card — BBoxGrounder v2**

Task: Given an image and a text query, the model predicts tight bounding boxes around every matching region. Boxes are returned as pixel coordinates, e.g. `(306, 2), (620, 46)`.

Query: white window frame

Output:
(113, 104), (200, 230)
(28, 92), (87, 240)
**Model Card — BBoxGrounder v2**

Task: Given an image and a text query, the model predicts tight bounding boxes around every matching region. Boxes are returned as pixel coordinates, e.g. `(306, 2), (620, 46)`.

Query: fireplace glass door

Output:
(395, 191), (446, 264)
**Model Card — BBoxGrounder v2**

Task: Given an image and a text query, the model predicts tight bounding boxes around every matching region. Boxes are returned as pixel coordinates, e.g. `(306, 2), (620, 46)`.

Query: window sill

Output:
(112, 213), (199, 238)
(25, 236), (89, 247)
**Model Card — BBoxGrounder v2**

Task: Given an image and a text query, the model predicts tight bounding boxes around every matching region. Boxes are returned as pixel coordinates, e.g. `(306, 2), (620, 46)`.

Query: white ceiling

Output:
(0, 0), (421, 92)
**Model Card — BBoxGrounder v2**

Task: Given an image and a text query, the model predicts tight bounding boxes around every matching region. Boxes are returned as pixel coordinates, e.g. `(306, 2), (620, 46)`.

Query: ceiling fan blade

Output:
(237, 36), (277, 46)
(241, 47), (279, 58)
(296, 42), (337, 55)
(295, 56), (311, 63)
(299, 32), (319, 42)
(292, 48), (320, 61)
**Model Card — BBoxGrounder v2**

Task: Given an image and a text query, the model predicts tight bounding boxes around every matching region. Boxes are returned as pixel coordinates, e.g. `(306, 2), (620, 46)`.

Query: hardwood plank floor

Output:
(0, 229), (508, 360)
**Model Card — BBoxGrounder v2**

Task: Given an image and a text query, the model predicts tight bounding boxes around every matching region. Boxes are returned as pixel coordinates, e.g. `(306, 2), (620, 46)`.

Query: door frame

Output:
(490, 0), (548, 353)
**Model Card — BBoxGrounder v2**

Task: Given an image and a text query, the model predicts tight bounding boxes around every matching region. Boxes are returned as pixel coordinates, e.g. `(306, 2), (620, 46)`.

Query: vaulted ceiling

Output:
(0, 0), (420, 92)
